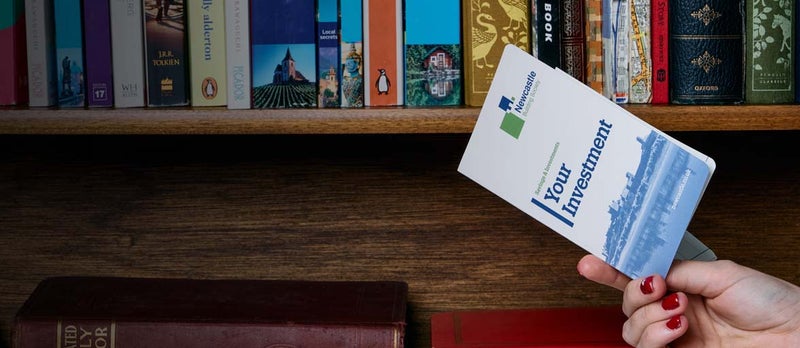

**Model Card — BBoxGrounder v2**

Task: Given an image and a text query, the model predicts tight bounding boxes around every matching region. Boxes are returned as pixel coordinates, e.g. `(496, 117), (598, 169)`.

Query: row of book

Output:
(12, 276), (630, 347)
(1, 0), (797, 108)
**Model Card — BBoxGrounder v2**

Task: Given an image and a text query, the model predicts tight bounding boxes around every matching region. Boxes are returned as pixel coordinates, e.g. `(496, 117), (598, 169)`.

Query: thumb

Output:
(665, 259), (753, 298)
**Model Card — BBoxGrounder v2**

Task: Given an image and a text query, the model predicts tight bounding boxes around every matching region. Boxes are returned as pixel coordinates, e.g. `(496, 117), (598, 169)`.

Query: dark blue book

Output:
(251, 0), (317, 108)
(317, 0), (340, 108)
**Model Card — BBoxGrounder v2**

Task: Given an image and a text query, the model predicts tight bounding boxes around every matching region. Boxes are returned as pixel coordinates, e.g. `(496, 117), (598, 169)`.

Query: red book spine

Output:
(651, 0), (669, 104)
(560, 0), (586, 82)
(0, 0), (28, 106)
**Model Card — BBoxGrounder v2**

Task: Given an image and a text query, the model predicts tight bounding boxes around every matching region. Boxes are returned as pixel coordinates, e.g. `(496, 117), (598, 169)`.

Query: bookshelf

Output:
(1, 105), (800, 134)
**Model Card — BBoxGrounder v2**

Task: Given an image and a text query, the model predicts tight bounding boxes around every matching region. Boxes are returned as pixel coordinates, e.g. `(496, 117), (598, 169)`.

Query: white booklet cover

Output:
(458, 45), (716, 278)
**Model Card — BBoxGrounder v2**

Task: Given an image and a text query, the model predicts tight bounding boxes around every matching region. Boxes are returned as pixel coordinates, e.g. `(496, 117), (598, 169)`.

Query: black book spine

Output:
(537, 1), (561, 68)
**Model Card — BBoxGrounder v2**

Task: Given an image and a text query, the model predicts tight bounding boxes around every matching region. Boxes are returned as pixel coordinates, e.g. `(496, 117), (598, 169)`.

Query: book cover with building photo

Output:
(54, 0), (85, 107)
(317, 0), (340, 108)
(340, 0), (364, 107)
(404, 0), (462, 106)
(143, 0), (188, 106)
(251, 0), (317, 108)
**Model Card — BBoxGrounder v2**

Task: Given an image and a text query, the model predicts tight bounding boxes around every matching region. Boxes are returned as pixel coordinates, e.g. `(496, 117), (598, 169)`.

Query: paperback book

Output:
(1, 0), (27, 106)
(317, 0), (340, 108)
(651, 0), (669, 104)
(364, 0), (404, 106)
(142, 0), (189, 107)
(628, 0), (652, 103)
(225, 0), (251, 109)
(110, 0), (145, 108)
(83, 0), (114, 108)
(459, 45), (716, 279)
(746, 0), (794, 104)
(25, 0), (57, 107)
(340, 0), (364, 107)
(54, 0), (85, 107)
(188, 0), (226, 106)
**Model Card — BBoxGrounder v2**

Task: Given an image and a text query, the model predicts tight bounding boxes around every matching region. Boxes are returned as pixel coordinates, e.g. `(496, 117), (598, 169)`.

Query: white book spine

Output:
(225, 0), (251, 109)
(110, 0), (145, 108)
(25, 0), (57, 107)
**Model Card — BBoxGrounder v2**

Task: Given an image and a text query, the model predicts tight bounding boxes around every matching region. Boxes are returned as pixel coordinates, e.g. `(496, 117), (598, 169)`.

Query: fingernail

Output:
(661, 293), (680, 310)
(666, 315), (682, 330)
(640, 276), (655, 295)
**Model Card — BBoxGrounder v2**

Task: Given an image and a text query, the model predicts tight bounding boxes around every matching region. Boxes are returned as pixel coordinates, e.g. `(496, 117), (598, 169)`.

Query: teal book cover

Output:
(54, 0), (85, 107)
(340, 0), (363, 107)
(317, 0), (340, 107)
(251, 0), (317, 108)
(404, 0), (462, 106)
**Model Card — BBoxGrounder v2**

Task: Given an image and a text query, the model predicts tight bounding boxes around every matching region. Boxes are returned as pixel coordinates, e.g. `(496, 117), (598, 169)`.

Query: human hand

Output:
(577, 255), (800, 347)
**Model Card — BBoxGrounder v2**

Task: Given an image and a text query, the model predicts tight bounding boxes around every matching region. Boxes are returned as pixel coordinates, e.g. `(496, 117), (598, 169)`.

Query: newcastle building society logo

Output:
(498, 96), (525, 139)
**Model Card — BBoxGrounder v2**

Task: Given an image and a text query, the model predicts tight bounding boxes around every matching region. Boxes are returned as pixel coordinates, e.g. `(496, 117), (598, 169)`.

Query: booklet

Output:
(458, 45), (716, 279)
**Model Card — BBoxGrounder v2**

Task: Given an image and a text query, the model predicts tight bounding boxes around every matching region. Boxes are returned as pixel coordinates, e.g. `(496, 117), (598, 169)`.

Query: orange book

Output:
(363, 0), (403, 106)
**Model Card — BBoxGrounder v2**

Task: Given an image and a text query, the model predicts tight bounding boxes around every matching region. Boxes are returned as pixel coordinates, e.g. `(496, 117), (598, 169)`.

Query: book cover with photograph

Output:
(83, 0), (114, 108)
(317, 0), (340, 108)
(340, 0), (364, 107)
(188, 0), (226, 106)
(459, 45), (716, 279)
(143, 0), (189, 107)
(54, 0), (85, 108)
(110, 0), (145, 108)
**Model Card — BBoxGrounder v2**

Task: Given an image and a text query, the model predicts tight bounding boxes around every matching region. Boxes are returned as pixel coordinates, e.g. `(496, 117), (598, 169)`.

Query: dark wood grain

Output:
(1, 105), (800, 134)
(0, 132), (798, 347)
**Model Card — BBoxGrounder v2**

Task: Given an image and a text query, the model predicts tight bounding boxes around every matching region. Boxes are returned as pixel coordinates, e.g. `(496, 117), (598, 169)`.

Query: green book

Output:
(746, 0), (795, 104)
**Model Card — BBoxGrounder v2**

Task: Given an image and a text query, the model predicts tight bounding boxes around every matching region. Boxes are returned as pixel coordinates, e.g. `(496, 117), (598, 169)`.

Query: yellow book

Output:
(188, 0), (227, 106)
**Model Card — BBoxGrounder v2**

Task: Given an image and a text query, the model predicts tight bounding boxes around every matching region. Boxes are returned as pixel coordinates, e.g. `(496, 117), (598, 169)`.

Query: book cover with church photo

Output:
(459, 45), (716, 279)
(251, 0), (317, 108)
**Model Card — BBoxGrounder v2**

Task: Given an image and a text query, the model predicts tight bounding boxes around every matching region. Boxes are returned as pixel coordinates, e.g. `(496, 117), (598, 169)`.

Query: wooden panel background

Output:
(1, 131), (798, 347)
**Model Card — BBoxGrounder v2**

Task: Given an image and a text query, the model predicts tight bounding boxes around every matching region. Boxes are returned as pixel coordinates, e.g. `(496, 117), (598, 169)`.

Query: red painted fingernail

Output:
(640, 276), (655, 295)
(666, 315), (682, 330)
(662, 293), (680, 310)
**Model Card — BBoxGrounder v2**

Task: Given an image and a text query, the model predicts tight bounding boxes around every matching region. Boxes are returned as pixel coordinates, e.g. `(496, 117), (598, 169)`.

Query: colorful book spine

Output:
(628, 0), (651, 103)
(110, 0), (145, 108)
(537, 0), (560, 68)
(746, 0), (794, 104)
(143, 0), (189, 107)
(0, 0), (26, 106)
(317, 0), (340, 108)
(339, 0), (364, 107)
(404, 0), (462, 106)
(610, 0), (630, 103)
(250, 0), (317, 108)
(586, 0), (604, 94)
(530, 0), (538, 57)
(54, 0), (85, 108)
(670, 0), (744, 104)
(25, 0), (57, 107)
(83, 0), (114, 108)
(463, 0), (530, 106)
(601, 0), (614, 99)
(651, 0), (669, 104)
(225, 0), (251, 109)
(364, 0), (403, 106)
(561, 0), (586, 81)
(188, 0), (226, 106)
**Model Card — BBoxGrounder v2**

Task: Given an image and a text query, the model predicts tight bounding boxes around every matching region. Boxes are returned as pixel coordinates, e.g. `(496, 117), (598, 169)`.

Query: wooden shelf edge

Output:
(0, 105), (798, 134)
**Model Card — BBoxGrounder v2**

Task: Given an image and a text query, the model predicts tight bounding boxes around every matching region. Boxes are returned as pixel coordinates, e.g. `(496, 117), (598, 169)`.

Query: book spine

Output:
(611, 0), (629, 103)
(404, 0), (462, 106)
(531, 0), (538, 57)
(746, 0), (794, 104)
(364, 0), (403, 106)
(25, 0), (57, 107)
(651, 0), (669, 104)
(250, 0), (317, 108)
(669, 0), (744, 104)
(463, 0), (530, 106)
(317, 0), (340, 108)
(586, 0), (604, 94)
(110, 0), (145, 108)
(628, 0), (651, 103)
(143, 0), (189, 107)
(14, 320), (404, 348)
(53, 0), (85, 108)
(83, 0), (114, 108)
(340, 0), (364, 107)
(537, 1), (561, 68)
(797, 0), (800, 102)
(225, 0), (251, 109)
(561, 0), (586, 81)
(0, 0), (28, 106)
(601, 0), (614, 99)
(188, 0), (226, 106)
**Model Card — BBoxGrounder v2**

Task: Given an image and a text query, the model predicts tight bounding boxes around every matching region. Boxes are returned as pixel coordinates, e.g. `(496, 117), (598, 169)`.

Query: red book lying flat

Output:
(431, 306), (629, 348)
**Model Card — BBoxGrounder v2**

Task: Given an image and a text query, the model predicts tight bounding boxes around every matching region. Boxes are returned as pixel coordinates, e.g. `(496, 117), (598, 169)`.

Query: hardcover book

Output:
(25, 0), (57, 107)
(188, 0), (226, 106)
(54, 0), (85, 107)
(670, 0), (745, 104)
(83, 0), (114, 108)
(404, 0), (463, 106)
(13, 277), (408, 348)
(586, 0), (604, 94)
(560, 0), (586, 82)
(458, 45), (716, 278)
(251, 0), (317, 108)
(142, 0), (189, 107)
(463, 0), (531, 106)
(225, 0), (251, 109)
(364, 0), (403, 106)
(110, 0), (145, 108)
(607, 0), (630, 103)
(1, 0), (28, 106)
(530, 0), (538, 57)
(536, 0), (560, 68)
(317, 0), (340, 108)
(651, 0), (669, 104)
(746, 0), (794, 104)
(431, 306), (628, 347)
(628, 0), (652, 103)
(340, 0), (364, 107)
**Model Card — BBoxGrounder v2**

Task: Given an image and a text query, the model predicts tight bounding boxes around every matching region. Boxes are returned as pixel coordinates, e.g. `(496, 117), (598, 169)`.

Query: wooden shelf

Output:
(1, 104), (799, 134)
